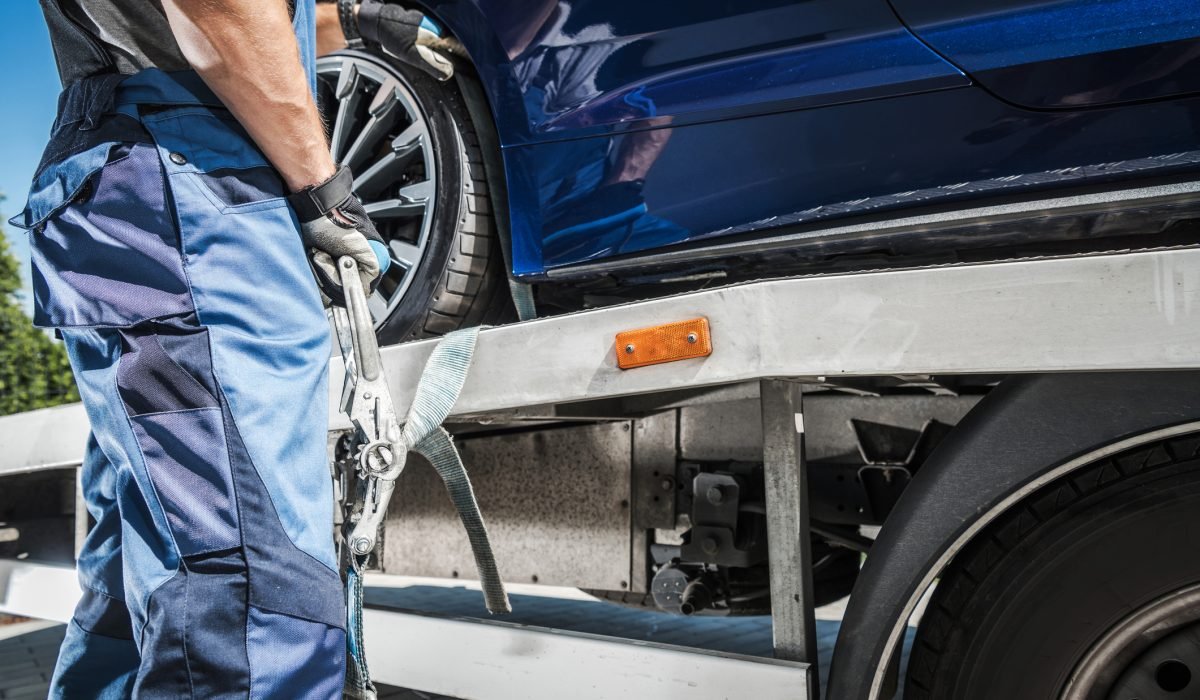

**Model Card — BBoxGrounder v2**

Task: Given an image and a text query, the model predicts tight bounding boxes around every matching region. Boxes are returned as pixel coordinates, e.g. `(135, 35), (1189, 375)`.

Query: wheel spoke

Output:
(396, 179), (434, 203)
(341, 81), (403, 172)
(367, 289), (390, 320)
(352, 122), (426, 198)
(389, 239), (422, 269)
(317, 54), (439, 330)
(364, 196), (426, 220)
(329, 63), (364, 163)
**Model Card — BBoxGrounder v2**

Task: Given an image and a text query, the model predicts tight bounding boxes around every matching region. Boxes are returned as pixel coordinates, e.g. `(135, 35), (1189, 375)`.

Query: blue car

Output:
(316, 0), (1200, 342)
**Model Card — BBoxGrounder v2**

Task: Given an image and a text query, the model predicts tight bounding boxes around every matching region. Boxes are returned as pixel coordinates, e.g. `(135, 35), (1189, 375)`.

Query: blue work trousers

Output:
(10, 66), (346, 698)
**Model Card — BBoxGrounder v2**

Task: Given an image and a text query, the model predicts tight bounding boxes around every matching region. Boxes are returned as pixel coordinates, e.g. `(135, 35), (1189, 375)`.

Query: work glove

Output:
(356, 0), (464, 80)
(288, 165), (391, 307)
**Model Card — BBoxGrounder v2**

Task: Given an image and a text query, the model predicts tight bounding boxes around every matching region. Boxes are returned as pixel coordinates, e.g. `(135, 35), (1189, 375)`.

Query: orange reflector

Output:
(616, 318), (712, 370)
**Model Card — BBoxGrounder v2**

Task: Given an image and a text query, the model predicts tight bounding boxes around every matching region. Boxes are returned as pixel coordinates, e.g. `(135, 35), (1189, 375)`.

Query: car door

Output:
(474, 0), (965, 145)
(454, 0), (970, 270)
(889, 0), (1200, 108)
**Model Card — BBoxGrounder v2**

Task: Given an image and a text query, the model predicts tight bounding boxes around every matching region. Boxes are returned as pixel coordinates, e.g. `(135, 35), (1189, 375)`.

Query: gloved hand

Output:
(356, 0), (464, 80)
(288, 165), (391, 307)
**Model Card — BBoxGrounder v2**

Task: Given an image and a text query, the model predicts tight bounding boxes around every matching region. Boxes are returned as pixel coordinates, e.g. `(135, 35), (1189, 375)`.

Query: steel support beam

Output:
(760, 380), (819, 698)
(2, 248), (1199, 478)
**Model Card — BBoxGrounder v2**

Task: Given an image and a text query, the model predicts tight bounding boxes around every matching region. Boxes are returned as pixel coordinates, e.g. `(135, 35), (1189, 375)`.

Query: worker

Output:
(10, 0), (452, 696)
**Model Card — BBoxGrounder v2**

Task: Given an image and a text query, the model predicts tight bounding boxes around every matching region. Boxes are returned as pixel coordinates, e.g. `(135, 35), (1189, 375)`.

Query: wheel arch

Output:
(828, 371), (1200, 699)
(401, 0), (529, 280)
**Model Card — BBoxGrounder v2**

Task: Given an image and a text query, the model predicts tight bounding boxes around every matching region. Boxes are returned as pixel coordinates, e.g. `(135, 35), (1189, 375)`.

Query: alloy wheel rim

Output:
(316, 52), (438, 327)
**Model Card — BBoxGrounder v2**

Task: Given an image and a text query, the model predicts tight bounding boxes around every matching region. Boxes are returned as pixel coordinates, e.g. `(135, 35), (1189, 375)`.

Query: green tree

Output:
(0, 223), (78, 414)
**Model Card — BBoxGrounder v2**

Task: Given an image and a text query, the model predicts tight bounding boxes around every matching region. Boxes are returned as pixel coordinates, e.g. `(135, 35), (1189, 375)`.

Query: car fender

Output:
(411, 0), (535, 147)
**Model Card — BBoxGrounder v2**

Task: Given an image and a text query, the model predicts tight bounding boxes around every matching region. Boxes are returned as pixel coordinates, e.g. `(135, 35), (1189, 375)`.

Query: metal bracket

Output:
(760, 379), (819, 697)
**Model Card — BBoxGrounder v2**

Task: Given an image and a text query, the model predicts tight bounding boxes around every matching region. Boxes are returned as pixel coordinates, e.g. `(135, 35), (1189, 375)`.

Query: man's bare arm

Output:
(161, 0), (335, 192)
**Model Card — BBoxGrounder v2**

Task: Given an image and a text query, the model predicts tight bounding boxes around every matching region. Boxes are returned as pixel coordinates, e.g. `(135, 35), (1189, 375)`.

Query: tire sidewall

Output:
(925, 458), (1200, 699)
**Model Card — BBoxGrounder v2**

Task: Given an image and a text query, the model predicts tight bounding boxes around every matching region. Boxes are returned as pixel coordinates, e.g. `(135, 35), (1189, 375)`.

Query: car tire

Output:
(905, 433), (1200, 699)
(316, 50), (509, 344)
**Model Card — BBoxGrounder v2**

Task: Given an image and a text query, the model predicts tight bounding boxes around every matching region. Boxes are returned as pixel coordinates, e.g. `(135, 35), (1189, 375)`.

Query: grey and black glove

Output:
(355, 0), (463, 80)
(288, 165), (390, 307)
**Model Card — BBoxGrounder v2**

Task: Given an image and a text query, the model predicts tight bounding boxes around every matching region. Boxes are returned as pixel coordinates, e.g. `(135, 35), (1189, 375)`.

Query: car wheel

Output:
(316, 50), (508, 343)
(905, 433), (1200, 699)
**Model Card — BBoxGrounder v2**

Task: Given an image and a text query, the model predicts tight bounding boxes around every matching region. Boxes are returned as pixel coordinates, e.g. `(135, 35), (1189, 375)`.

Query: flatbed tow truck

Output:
(1, 244), (1198, 699)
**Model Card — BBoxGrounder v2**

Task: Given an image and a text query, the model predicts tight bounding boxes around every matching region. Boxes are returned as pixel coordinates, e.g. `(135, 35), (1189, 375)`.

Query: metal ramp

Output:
(0, 561), (812, 699)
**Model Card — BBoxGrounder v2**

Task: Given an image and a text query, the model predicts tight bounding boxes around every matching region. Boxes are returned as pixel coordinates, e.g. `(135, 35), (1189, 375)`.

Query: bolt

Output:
(706, 485), (725, 505)
(660, 478), (674, 491)
(624, 344), (635, 354)
(169, 152), (187, 165)
(701, 537), (720, 555)
(351, 537), (373, 555)
(686, 333), (698, 344)
(363, 391), (372, 399)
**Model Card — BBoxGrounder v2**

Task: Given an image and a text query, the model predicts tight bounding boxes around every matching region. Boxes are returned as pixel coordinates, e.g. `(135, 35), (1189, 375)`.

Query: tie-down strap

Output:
(400, 326), (510, 614)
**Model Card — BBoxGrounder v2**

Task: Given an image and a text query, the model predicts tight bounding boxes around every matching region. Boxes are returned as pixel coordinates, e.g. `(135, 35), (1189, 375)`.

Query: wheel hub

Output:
(1063, 583), (1200, 699)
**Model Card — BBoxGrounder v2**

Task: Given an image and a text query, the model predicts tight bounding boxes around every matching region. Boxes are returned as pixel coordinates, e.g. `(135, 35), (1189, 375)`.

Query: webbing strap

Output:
(414, 427), (510, 613)
(400, 326), (510, 613)
(509, 280), (537, 322)
(344, 325), (509, 697)
(400, 327), (478, 445)
(344, 565), (375, 700)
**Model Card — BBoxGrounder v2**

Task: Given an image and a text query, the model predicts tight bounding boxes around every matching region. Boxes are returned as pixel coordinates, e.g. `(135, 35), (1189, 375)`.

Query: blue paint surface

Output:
(424, 0), (1200, 274)
(893, 0), (1200, 68)
(891, 0), (1200, 107)
(427, 0), (964, 145)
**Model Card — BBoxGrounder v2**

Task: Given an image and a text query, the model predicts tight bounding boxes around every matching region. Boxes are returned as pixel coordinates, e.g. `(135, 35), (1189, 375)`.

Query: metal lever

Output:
(339, 258), (382, 382)
(335, 257), (406, 559)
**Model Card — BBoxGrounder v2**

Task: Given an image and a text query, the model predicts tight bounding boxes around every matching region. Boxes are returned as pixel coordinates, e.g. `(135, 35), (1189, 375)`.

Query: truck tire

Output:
(316, 51), (509, 344)
(905, 432), (1200, 699)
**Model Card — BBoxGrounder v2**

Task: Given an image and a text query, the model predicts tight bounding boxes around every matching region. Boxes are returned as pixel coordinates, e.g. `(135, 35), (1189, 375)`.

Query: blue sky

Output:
(0, 4), (59, 313)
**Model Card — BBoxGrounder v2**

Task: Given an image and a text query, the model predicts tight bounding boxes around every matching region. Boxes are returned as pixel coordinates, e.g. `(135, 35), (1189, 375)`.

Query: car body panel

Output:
(890, 0), (1200, 109)
(424, 0), (966, 146)
(418, 0), (1200, 277)
(507, 88), (1200, 274)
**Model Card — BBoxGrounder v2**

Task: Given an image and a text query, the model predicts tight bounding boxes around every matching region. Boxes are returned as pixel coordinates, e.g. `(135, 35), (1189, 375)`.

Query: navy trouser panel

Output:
(19, 74), (345, 697)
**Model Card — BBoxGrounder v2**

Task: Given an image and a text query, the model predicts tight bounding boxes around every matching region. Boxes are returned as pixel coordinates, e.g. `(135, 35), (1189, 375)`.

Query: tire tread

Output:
(905, 434), (1200, 697)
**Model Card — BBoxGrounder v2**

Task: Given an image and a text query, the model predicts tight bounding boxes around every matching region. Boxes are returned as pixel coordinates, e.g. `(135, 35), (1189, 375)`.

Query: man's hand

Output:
(355, 0), (464, 80)
(288, 167), (391, 306)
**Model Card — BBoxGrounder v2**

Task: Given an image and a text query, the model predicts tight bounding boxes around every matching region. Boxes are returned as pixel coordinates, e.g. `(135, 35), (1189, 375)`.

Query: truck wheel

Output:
(316, 50), (508, 343)
(905, 433), (1200, 699)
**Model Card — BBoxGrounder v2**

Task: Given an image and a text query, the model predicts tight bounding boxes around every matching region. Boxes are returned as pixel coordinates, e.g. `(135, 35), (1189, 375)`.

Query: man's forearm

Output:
(162, 0), (335, 192)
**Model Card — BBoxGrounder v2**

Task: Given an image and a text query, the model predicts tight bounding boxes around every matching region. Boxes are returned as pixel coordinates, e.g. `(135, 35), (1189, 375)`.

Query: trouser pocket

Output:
(28, 143), (193, 329)
(117, 322), (239, 558)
